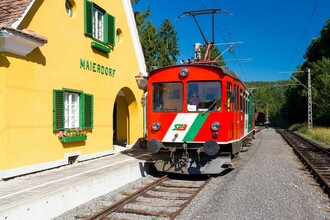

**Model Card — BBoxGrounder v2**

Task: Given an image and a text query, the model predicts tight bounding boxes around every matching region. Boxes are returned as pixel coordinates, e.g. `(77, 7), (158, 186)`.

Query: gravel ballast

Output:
(176, 127), (330, 220)
(54, 128), (330, 219)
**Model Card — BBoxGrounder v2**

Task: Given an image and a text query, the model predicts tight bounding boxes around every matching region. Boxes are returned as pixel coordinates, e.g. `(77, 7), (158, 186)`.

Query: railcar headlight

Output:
(211, 121), (221, 131)
(152, 122), (161, 131)
(179, 68), (189, 77)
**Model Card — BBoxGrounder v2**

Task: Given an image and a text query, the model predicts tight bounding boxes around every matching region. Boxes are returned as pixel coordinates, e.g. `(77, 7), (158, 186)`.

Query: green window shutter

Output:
(104, 13), (115, 46)
(53, 90), (65, 131)
(84, 0), (93, 36)
(81, 93), (94, 129)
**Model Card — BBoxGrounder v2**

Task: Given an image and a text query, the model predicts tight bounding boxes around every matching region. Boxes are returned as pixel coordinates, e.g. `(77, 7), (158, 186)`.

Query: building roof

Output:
(0, 0), (47, 43)
(0, 0), (31, 26)
(0, 25), (48, 43)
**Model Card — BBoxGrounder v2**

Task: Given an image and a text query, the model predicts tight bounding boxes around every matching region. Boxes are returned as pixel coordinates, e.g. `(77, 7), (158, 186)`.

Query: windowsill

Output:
(91, 41), (110, 53)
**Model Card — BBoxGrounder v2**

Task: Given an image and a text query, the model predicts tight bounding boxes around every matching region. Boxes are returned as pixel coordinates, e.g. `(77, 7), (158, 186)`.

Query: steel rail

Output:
(85, 175), (169, 220)
(85, 175), (212, 220)
(278, 129), (330, 195)
(168, 176), (212, 220)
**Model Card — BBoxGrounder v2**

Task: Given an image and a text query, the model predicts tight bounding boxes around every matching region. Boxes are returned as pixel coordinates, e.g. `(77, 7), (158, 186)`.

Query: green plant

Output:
(290, 123), (330, 145)
(57, 128), (87, 140)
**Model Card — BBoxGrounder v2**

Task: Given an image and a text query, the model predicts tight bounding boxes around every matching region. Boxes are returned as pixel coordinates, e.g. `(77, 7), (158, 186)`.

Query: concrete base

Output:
(0, 149), (152, 220)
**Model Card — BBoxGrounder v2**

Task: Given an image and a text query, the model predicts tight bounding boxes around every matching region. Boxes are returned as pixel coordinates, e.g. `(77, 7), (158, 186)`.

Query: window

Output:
(84, 0), (115, 46)
(53, 89), (94, 131)
(240, 88), (243, 112)
(93, 8), (104, 41)
(187, 81), (222, 112)
(153, 83), (183, 112)
(236, 85), (239, 111)
(64, 92), (79, 128)
(226, 82), (232, 112)
(116, 29), (122, 43)
(65, 0), (73, 17)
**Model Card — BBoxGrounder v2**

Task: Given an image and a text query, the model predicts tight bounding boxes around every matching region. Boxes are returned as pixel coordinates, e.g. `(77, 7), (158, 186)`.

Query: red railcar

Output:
(145, 8), (255, 174)
(146, 64), (255, 174)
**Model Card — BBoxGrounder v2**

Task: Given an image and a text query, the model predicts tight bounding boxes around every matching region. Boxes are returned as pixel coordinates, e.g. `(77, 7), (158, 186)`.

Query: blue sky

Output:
(132, 0), (329, 82)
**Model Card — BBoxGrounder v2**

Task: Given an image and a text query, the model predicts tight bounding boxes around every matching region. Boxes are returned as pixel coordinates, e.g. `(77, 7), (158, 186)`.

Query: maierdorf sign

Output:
(80, 58), (116, 77)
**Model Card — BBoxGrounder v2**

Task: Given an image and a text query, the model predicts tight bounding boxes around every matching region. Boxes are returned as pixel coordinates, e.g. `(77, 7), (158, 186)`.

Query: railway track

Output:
(85, 175), (212, 220)
(278, 129), (330, 195)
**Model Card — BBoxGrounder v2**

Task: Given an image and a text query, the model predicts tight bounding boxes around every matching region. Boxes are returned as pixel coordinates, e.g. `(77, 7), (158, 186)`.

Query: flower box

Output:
(61, 136), (87, 143)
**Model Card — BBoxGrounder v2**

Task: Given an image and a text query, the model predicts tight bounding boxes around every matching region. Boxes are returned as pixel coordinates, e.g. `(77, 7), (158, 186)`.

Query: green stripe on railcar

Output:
(248, 94), (254, 132)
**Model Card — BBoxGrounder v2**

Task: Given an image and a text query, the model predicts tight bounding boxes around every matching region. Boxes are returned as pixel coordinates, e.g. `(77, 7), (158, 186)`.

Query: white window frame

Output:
(64, 92), (80, 128)
(93, 8), (104, 41)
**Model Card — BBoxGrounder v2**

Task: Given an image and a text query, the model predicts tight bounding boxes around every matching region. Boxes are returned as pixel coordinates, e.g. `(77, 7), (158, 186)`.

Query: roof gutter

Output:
(0, 26), (47, 56)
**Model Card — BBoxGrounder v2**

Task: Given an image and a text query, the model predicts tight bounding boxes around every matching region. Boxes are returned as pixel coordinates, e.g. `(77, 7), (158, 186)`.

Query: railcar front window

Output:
(153, 83), (183, 112)
(187, 81), (222, 112)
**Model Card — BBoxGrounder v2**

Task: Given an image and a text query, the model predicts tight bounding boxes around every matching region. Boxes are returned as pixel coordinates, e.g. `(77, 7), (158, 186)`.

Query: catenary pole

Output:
(307, 68), (313, 128)
(279, 69), (313, 128)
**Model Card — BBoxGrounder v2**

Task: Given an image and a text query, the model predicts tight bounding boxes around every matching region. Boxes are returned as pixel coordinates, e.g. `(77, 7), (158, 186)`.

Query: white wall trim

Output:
(0, 29), (45, 56)
(122, 0), (147, 76)
(0, 150), (115, 180)
(11, 0), (37, 28)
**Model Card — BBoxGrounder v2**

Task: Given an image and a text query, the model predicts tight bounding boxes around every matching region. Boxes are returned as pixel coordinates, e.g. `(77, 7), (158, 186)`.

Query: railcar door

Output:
(226, 82), (235, 141)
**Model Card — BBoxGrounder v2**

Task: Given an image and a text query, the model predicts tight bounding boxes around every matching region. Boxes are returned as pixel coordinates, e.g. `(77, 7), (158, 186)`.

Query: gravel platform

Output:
(176, 127), (330, 220)
(54, 128), (330, 219)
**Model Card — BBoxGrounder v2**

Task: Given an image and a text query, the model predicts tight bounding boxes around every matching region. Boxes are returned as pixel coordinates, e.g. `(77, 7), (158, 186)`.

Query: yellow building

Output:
(0, 0), (147, 179)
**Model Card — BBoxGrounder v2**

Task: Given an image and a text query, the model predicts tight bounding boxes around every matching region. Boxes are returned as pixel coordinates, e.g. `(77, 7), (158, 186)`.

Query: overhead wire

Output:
(284, 0), (319, 71)
(198, 0), (250, 81)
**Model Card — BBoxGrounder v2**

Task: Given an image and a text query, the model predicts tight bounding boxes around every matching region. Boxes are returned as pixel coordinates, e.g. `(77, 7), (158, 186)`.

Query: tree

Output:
(134, 8), (151, 34)
(285, 18), (330, 126)
(133, 8), (159, 71)
(130, 0), (139, 4)
(133, 7), (180, 71)
(303, 19), (330, 65)
(246, 81), (290, 124)
(199, 45), (226, 66)
(157, 18), (180, 67)
(310, 58), (330, 125)
(140, 20), (158, 71)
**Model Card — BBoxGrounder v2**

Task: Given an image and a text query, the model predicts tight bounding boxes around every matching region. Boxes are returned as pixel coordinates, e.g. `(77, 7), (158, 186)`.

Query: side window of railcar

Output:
(236, 85), (240, 111)
(234, 85), (237, 111)
(226, 82), (232, 112)
(152, 83), (182, 112)
(246, 93), (249, 114)
(187, 81), (222, 112)
(240, 88), (243, 112)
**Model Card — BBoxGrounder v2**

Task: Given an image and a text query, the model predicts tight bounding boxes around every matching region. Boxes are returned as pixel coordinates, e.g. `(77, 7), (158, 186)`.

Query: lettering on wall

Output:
(80, 58), (116, 77)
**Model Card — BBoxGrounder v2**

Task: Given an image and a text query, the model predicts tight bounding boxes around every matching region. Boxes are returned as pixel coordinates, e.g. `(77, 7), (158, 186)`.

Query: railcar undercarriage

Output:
(147, 140), (235, 174)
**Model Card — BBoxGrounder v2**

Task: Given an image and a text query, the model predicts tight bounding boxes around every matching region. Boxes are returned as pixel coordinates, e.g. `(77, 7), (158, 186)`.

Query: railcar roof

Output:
(149, 64), (242, 82)
(149, 64), (252, 94)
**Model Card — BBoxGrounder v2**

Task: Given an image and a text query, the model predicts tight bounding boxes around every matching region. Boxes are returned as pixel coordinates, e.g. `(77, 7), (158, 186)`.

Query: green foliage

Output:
(289, 123), (330, 145)
(134, 8), (151, 34)
(199, 45), (225, 66)
(289, 123), (308, 132)
(140, 20), (158, 71)
(157, 18), (180, 67)
(285, 71), (307, 124)
(246, 81), (290, 124)
(303, 19), (330, 65)
(286, 18), (330, 127)
(134, 8), (179, 71)
(309, 58), (330, 125)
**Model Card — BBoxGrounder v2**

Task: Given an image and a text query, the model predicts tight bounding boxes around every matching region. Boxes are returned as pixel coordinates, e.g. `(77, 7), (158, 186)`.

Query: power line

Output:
(284, 0), (320, 71)
(198, 0), (250, 81)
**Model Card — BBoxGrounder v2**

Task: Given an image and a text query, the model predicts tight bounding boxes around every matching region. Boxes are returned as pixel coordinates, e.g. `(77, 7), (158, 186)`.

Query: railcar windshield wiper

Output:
(202, 99), (219, 115)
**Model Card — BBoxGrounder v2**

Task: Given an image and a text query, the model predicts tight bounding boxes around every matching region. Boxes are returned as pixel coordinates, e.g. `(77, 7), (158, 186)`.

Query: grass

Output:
(289, 123), (330, 146)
